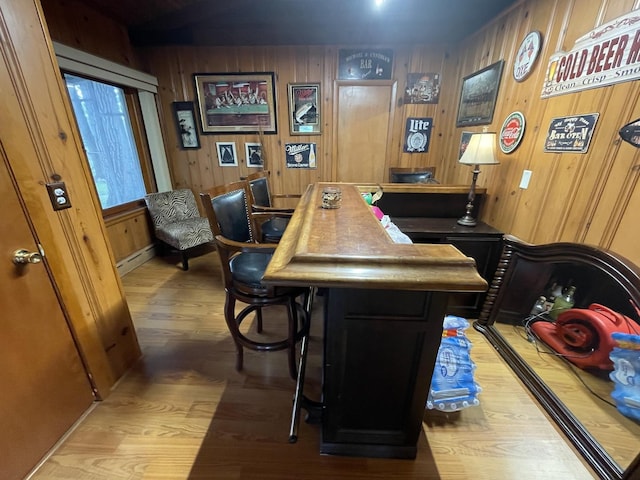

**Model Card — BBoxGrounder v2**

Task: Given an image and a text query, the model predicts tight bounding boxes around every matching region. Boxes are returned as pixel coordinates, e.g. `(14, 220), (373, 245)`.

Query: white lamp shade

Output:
(459, 132), (500, 165)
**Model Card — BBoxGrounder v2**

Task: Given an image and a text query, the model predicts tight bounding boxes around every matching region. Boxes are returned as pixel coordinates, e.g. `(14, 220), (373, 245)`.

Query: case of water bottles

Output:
(427, 315), (482, 412)
(609, 332), (640, 421)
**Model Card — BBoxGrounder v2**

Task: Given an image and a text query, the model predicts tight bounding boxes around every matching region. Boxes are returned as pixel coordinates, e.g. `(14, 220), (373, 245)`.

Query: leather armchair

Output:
(246, 171), (300, 242)
(200, 181), (310, 379)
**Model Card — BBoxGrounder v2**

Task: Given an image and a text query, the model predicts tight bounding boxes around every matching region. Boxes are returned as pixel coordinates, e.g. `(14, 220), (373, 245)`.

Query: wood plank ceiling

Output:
(80, 0), (519, 46)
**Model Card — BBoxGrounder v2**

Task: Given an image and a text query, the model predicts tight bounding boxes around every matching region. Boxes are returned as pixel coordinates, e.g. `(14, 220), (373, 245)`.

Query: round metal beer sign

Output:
(513, 31), (542, 82)
(499, 111), (525, 154)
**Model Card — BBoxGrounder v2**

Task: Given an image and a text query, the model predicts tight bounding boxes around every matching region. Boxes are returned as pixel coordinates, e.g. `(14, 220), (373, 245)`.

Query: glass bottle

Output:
(549, 285), (576, 320)
(530, 296), (547, 316)
(544, 282), (563, 312)
(308, 143), (316, 168)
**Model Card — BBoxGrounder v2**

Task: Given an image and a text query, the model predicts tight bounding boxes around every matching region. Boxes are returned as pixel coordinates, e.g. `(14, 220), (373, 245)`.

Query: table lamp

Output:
(457, 131), (499, 227)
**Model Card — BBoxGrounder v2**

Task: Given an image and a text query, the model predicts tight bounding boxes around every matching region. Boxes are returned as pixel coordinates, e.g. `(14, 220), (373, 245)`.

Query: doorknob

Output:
(13, 249), (43, 265)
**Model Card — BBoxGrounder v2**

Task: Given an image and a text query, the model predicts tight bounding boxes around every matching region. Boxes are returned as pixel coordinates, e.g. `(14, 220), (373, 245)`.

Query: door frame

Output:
(331, 79), (398, 182)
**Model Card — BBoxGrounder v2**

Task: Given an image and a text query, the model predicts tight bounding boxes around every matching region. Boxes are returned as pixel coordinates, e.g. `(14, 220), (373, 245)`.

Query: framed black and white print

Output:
(245, 142), (263, 168)
(172, 101), (200, 149)
(216, 142), (238, 166)
(456, 60), (504, 127)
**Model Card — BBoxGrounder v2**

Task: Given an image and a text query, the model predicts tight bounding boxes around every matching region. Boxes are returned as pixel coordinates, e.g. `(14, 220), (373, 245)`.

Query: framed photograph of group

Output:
(456, 60), (504, 127)
(194, 72), (277, 134)
(288, 83), (321, 135)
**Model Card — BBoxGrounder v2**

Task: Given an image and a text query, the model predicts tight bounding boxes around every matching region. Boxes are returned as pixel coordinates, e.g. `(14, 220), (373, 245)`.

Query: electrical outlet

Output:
(46, 182), (72, 211)
(519, 170), (532, 189)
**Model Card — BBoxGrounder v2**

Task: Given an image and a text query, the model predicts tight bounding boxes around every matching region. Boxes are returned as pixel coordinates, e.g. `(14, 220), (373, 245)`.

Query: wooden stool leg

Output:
(256, 307), (263, 333)
(224, 294), (243, 371)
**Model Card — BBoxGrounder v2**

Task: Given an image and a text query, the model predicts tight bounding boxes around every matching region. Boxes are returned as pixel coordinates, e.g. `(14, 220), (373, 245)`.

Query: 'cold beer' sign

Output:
(541, 11), (640, 98)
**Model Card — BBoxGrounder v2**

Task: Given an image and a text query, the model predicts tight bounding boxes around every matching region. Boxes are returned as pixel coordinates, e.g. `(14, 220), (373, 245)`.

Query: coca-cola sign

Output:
(499, 111), (525, 154)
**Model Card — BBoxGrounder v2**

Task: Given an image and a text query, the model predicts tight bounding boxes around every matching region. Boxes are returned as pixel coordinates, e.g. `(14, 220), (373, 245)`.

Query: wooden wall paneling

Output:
(439, 46), (466, 182)
(583, 91), (640, 247)
(551, 89), (613, 241)
(567, 85), (635, 242)
(598, 0), (638, 25)
(40, 0), (140, 68)
(480, 11), (529, 232)
(493, 0), (564, 238)
(322, 46), (337, 184)
(609, 158), (640, 261)
(105, 208), (154, 261)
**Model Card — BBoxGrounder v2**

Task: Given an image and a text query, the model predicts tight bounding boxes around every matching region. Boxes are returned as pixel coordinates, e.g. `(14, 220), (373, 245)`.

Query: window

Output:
(64, 73), (151, 212)
(54, 42), (172, 213)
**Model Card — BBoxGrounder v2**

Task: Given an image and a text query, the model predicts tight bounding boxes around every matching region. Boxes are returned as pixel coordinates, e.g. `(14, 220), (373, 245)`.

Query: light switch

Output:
(519, 170), (532, 189)
(46, 181), (72, 211)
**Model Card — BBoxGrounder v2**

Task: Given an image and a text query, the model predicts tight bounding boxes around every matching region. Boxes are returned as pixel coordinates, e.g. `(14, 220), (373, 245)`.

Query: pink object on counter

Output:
(371, 206), (384, 220)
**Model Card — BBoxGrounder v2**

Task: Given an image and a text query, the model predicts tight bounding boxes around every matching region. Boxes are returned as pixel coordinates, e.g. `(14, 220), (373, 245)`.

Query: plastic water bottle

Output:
(427, 315), (482, 412)
(609, 332), (640, 421)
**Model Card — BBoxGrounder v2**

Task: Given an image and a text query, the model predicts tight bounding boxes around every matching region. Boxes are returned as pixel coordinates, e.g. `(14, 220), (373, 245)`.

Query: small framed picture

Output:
(288, 83), (321, 135)
(459, 131), (474, 159)
(172, 101), (200, 149)
(216, 142), (238, 166)
(245, 142), (263, 168)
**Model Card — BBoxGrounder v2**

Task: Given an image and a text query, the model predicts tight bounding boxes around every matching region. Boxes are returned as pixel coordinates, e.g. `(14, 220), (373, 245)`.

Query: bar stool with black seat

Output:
(200, 181), (310, 379)
(246, 170), (300, 243)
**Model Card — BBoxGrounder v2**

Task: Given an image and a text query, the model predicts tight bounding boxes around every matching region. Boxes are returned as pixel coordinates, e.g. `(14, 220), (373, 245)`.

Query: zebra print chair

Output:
(144, 189), (214, 271)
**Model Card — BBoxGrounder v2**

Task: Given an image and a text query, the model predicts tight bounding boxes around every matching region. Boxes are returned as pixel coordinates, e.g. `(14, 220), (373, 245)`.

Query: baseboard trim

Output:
(116, 244), (156, 276)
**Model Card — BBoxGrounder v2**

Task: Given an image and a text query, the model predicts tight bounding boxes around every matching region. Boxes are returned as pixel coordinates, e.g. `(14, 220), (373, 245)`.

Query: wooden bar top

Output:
(263, 183), (488, 292)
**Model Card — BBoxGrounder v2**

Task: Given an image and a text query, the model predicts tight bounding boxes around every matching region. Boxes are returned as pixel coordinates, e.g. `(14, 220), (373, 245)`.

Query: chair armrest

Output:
(215, 235), (277, 254)
(252, 211), (293, 220)
(252, 204), (296, 214)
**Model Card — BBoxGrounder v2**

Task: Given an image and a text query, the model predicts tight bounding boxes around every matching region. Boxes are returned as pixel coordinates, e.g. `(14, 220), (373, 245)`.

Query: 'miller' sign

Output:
(541, 10), (640, 98)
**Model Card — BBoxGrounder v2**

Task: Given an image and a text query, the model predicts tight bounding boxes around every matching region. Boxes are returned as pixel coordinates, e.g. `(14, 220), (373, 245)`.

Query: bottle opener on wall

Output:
(619, 118), (640, 148)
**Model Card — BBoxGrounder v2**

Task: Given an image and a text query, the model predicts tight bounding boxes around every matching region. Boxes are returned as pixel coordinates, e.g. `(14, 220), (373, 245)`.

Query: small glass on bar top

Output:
(322, 186), (342, 209)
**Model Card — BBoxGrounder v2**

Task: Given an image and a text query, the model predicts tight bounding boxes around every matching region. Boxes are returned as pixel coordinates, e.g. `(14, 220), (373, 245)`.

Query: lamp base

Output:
(457, 215), (477, 227)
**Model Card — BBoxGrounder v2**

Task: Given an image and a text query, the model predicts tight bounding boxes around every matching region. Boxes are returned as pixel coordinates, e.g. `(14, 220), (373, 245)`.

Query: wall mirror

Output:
(474, 235), (640, 480)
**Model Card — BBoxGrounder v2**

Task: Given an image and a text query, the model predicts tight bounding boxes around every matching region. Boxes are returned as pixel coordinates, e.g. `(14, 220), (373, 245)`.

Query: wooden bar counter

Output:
(263, 183), (487, 459)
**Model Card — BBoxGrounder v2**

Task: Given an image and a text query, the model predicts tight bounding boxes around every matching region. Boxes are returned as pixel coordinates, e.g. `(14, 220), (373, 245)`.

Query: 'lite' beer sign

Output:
(541, 10), (640, 98)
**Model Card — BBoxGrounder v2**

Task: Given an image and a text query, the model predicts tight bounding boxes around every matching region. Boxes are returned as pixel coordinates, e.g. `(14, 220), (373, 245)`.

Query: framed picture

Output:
(456, 60), (505, 127)
(193, 72), (277, 134)
(245, 142), (264, 168)
(288, 83), (321, 135)
(216, 142), (238, 166)
(459, 131), (474, 159)
(172, 101), (200, 149)
(404, 73), (440, 104)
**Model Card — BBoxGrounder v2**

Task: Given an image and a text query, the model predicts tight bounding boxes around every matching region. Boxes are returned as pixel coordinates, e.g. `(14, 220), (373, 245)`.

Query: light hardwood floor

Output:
(30, 251), (597, 480)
